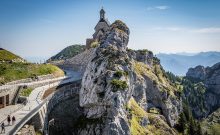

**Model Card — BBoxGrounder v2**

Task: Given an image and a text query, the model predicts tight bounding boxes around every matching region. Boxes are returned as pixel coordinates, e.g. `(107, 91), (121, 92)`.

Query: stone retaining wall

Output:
(0, 76), (66, 108)
(6, 74), (55, 85)
(43, 80), (81, 134)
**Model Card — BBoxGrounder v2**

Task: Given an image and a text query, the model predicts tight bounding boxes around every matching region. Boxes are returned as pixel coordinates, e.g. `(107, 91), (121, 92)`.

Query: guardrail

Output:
(8, 94), (53, 135)
(0, 76), (67, 91)
(44, 80), (81, 135)
(9, 79), (81, 135)
(47, 87), (80, 115)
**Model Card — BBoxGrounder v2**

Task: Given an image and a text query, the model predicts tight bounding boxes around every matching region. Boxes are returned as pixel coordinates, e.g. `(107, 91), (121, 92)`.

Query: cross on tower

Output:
(100, 7), (105, 20)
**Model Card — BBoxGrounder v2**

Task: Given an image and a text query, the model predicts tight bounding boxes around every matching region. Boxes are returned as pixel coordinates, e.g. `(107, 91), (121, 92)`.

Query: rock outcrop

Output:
(78, 20), (182, 135)
(185, 62), (220, 118)
(52, 48), (95, 73)
(80, 20), (133, 135)
(186, 65), (206, 81)
(127, 49), (154, 66)
(47, 20), (182, 135)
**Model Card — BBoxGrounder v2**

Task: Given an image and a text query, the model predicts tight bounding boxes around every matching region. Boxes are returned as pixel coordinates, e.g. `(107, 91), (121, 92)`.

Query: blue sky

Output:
(0, 0), (220, 62)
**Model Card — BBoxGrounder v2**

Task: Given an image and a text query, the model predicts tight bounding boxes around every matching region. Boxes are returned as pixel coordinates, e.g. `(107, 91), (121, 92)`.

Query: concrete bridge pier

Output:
(27, 104), (47, 132)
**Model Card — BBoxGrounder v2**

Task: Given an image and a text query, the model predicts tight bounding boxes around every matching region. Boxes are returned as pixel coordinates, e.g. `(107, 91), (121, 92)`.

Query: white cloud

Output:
(154, 27), (185, 32)
(155, 6), (169, 10)
(147, 5), (169, 11)
(154, 27), (220, 34)
(191, 27), (220, 34)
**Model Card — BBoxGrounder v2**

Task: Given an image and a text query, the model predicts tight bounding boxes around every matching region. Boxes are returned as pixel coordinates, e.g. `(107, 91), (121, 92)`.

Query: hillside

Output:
(164, 62), (220, 134)
(0, 63), (64, 85)
(48, 44), (85, 61)
(47, 19), (219, 135)
(201, 108), (220, 134)
(185, 62), (220, 118)
(44, 20), (220, 134)
(0, 48), (64, 85)
(0, 48), (25, 62)
(157, 52), (220, 76)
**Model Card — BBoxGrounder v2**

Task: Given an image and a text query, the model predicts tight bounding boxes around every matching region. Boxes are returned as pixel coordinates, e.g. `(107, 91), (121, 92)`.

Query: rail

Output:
(44, 80), (81, 134)
(47, 87), (80, 115)
(9, 79), (81, 135)
(8, 94), (53, 135)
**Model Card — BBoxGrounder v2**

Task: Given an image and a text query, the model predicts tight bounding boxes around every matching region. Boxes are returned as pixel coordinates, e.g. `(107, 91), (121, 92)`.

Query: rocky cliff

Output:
(201, 108), (220, 134)
(78, 20), (182, 135)
(185, 62), (220, 118)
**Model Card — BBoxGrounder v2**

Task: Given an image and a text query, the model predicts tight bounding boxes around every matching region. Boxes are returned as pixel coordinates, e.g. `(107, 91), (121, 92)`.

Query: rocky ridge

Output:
(78, 20), (182, 135)
(49, 48), (95, 73)
(185, 62), (220, 118)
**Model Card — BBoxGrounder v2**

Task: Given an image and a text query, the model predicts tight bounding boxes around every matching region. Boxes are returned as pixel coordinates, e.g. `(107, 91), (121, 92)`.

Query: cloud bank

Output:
(154, 27), (220, 34)
(147, 5), (169, 11)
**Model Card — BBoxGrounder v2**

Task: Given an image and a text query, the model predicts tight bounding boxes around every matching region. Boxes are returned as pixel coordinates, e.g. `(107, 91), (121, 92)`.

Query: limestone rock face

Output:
(186, 65), (206, 80)
(80, 20), (133, 135)
(128, 49), (154, 66)
(78, 20), (182, 135)
(131, 61), (182, 127)
(204, 63), (220, 117)
(186, 62), (220, 118)
(57, 48), (96, 73)
(205, 62), (220, 94)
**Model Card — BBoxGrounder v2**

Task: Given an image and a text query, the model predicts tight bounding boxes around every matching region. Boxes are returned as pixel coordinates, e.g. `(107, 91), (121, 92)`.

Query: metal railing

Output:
(8, 79), (81, 135)
(8, 94), (53, 135)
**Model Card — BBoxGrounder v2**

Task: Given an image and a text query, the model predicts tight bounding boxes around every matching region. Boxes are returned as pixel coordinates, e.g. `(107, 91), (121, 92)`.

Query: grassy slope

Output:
(201, 108), (220, 134)
(49, 44), (85, 61)
(127, 98), (177, 135)
(0, 63), (64, 84)
(132, 60), (180, 97)
(0, 48), (22, 61)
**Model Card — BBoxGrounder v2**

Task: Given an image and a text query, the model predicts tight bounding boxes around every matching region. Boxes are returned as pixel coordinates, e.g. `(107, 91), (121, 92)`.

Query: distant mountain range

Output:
(157, 51), (220, 76)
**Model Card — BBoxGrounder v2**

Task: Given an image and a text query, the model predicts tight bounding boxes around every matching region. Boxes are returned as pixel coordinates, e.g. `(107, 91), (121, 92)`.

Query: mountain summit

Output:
(46, 9), (220, 135)
(157, 52), (220, 75)
(49, 19), (183, 135)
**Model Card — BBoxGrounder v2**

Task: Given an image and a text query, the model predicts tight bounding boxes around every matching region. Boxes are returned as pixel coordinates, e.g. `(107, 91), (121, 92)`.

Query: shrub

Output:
(20, 88), (33, 97)
(210, 124), (220, 135)
(127, 48), (133, 52)
(139, 49), (148, 55)
(114, 70), (128, 78)
(110, 20), (130, 34)
(153, 57), (160, 64)
(111, 79), (128, 91)
(175, 102), (202, 135)
(153, 80), (158, 87)
(149, 107), (160, 114)
(91, 41), (100, 48)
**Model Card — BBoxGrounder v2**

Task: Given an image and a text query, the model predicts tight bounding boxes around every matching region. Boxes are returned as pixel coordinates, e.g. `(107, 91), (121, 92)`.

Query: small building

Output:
(0, 94), (10, 108)
(86, 8), (110, 49)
